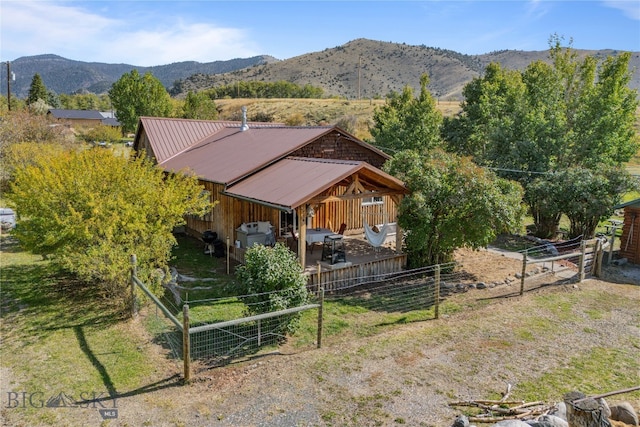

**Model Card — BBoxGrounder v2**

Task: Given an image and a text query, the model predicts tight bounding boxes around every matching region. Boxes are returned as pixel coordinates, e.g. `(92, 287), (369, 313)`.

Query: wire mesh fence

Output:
(131, 237), (603, 378)
(317, 261), (486, 324)
(188, 304), (319, 368)
(132, 276), (183, 362)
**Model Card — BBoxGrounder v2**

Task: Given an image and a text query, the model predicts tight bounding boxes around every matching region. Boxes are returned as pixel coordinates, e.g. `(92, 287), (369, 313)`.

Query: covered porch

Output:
(217, 156), (409, 287)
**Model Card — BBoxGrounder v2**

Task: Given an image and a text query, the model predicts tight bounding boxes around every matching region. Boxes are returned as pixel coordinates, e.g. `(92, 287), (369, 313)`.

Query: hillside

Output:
(169, 39), (640, 100)
(2, 39), (638, 101)
(0, 54), (279, 98)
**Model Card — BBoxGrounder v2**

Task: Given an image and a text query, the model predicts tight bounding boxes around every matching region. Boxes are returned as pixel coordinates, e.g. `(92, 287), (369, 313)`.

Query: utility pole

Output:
(6, 61), (11, 111)
(358, 56), (361, 100)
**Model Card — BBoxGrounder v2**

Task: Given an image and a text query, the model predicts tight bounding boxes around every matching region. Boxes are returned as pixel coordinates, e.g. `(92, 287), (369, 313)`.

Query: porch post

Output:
(395, 224), (403, 254)
(298, 206), (307, 268)
(394, 195), (404, 254)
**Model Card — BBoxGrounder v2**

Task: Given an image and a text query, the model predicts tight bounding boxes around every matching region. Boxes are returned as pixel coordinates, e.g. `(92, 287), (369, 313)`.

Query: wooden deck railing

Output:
(306, 254), (407, 292)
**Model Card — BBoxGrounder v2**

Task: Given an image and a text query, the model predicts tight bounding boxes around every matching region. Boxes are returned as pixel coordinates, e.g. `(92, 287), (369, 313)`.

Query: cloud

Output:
(1, 0), (260, 65)
(603, 0), (640, 20)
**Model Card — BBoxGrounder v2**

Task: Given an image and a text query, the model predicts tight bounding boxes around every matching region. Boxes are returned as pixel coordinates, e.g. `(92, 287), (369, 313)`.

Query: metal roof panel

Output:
(224, 157), (406, 209)
(160, 126), (333, 184)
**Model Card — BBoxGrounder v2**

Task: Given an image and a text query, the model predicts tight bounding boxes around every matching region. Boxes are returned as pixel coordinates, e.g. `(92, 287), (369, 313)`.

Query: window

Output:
(362, 196), (383, 206)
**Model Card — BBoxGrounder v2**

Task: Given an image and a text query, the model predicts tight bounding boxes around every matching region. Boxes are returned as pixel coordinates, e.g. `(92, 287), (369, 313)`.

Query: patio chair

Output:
(337, 223), (347, 235)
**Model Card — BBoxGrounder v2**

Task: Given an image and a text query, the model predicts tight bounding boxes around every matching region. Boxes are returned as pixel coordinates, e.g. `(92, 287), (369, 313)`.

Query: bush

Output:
(7, 148), (211, 305)
(235, 243), (309, 335)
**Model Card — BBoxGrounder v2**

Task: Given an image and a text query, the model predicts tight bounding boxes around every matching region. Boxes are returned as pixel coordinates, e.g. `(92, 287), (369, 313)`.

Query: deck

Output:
(230, 233), (407, 291)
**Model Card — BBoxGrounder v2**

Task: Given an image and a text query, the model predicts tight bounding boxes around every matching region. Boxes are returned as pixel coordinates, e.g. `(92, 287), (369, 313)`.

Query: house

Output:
(613, 198), (640, 264)
(47, 109), (121, 128)
(133, 110), (409, 278)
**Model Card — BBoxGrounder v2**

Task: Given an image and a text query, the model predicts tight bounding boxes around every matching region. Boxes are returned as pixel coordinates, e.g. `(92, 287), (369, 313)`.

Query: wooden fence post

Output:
(317, 288), (324, 349)
(594, 239), (603, 278)
(434, 264), (440, 319)
(578, 240), (587, 282)
(520, 251), (527, 296)
(183, 304), (191, 383)
(130, 254), (137, 318)
(564, 391), (610, 427)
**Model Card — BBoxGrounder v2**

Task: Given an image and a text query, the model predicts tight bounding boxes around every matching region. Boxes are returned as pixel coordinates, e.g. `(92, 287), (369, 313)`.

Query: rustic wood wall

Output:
(307, 193), (398, 235)
(618, 206), (640, 264)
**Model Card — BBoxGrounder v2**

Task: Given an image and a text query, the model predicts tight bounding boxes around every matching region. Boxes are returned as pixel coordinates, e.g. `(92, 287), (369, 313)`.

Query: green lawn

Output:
(0, 237), (165, 422)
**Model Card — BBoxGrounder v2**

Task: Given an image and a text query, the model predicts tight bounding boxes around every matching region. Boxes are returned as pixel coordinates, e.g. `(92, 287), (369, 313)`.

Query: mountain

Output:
(170, 39), (640, 100)
(1, 54), (279, 98)
(2, 39), (638, 100)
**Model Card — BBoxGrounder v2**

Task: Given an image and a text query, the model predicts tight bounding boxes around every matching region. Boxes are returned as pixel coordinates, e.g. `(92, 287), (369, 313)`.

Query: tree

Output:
(108, 70), (173, 133)
(370, 74), (443, 153)
(443, 36), (639, 238)
(182, 91), (218, 120)
(0, 110), (75, 186)
(27, 73), (48, 105)
(7, 148), (211, 303)
(444, 63), (526, 162)
(235, 243), (309, 336)
(385, 149), (525, 267)
(529, 167), (637, 239)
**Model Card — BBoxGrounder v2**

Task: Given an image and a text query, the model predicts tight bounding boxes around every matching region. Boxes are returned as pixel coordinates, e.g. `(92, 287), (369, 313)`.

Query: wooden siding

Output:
(306, 192), (398, 235)
(185, 180), (281, 245)
(186, 181), (398, 242)
(290, 132), (387, 169)
(618, 206), (640, 264)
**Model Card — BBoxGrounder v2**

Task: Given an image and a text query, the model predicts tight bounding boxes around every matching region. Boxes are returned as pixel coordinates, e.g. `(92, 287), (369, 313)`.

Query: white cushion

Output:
(257, 221), (271, 234)
(240, 223), (248, 232)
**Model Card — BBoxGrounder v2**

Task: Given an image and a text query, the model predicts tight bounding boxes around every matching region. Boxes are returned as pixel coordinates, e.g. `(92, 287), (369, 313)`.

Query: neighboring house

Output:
(614, 198), (640, 264)
(133, 110), (408, 271)
(47, 109), (121, 128)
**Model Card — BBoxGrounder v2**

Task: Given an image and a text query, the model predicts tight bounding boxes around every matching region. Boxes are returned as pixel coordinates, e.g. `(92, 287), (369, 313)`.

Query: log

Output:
(564, 391), (611, 427)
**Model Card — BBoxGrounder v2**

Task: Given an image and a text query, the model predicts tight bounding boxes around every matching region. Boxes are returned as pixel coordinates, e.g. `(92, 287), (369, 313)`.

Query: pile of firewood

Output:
(448, 385), (640, 427)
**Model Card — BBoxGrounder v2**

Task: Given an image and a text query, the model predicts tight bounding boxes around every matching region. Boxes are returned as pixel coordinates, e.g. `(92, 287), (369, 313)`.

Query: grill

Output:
(202, 231), (225, 257)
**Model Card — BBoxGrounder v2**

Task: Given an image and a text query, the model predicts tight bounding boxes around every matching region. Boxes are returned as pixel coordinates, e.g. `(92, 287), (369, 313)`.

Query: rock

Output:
(476, 282), (487, 289)
(548, 402), (567, 421)
(452, 414), (470, 427)
(536, 414), (568, 427)
(492, 420), (531, 427)
(456, 283), (469, 292)
(610, 402), (639, 427)
(598, 398), (611, 419)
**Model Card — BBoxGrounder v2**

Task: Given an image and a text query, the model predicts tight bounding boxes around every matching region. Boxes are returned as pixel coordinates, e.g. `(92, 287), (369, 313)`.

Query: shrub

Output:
(235, 243), (309, 335)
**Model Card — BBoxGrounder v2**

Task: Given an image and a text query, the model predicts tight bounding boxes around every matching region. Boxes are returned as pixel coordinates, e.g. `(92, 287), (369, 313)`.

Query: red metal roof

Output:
(137, 117), (284, 164)
(135, 116), (408, 211)
(160, 126), (334, 184)
(224, 157), (407, 210)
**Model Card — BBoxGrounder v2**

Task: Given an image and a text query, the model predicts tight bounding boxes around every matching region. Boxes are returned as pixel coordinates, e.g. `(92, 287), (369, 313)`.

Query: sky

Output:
(1, 0), (639, 66)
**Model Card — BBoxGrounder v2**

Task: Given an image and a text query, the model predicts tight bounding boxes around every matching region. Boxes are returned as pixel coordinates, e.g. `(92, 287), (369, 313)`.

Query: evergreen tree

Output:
(27, 73), (48, 105)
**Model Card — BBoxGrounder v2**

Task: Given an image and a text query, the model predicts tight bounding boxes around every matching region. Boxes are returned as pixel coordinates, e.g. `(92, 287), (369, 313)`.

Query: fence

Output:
(130, 255), (321, 381)
(130, 238), (604, 381)
(516, 237), (605, 295)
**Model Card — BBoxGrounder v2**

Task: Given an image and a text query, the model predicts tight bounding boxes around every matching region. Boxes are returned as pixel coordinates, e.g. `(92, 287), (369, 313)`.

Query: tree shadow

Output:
(1, 264), (127, 340)
(74, 325), (117, 397)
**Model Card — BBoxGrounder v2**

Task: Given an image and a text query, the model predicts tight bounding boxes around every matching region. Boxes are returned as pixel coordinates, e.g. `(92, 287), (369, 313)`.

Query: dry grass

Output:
(215, 98), (461, 140)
